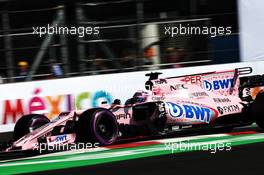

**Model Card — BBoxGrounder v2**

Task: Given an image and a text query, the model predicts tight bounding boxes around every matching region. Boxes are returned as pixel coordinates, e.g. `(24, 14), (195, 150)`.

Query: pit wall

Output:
(1, 61), (264, 132)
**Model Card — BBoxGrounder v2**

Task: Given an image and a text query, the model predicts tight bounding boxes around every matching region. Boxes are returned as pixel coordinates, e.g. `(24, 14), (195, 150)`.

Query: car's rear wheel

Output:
(76, 108), (119, 145)
(252, 91), (264, 129)
(13, 114), (50, 141)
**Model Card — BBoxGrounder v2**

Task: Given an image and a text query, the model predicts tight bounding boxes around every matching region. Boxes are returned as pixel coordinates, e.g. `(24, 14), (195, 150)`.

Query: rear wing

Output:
(145, 70), (240, 97)
(145, 67), (252, 80)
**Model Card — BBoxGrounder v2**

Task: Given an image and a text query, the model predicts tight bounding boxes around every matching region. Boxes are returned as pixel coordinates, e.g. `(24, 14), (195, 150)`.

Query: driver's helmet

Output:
(132, 90), (149, 103)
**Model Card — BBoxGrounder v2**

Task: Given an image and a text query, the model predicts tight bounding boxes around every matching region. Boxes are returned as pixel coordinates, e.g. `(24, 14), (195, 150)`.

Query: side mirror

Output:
(113, 99), (121, 105)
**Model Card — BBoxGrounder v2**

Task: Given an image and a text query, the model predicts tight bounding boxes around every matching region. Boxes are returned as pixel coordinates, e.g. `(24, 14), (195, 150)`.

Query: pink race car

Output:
(4, 67), (264, 152)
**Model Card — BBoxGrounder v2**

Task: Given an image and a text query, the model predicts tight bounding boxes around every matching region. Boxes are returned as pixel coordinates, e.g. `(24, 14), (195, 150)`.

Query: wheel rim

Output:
(93, 111), (118, 145)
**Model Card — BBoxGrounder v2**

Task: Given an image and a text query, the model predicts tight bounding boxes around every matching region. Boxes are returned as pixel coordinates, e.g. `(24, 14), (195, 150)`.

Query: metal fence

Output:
(0, 0), (239, 83)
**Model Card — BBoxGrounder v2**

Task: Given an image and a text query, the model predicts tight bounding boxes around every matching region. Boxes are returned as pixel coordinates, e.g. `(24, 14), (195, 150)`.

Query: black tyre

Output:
(215, 126), (234, 133)
(252, 92), (264, 129)
(13, 114), (50, 141)
(76, 108), (119, 145)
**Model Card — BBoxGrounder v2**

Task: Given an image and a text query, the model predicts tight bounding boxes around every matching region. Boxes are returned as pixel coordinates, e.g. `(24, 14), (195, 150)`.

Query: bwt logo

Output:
(166, 102), (215, 123)
(55, 134), (67, 142)
(203, 78), (234, 91)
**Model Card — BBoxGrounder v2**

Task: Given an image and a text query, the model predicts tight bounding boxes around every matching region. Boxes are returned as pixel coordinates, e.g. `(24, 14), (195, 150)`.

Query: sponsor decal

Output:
(217, 105), (240, 115)
(189, 92), (209, 98)
(170, 84), (187, 91)
(55, 134), (67, 143)
(181, 125), (192, 129)
(116, 113), (131, 120)
(152, 96), (165, 101)
(213, 98), (231, 103)
(181, 76), (202, 84)
(166, 102), (217, 123)
(152, 86), (165, 96)
(203, 78), (234, 91)
(154, 79), (167, 85)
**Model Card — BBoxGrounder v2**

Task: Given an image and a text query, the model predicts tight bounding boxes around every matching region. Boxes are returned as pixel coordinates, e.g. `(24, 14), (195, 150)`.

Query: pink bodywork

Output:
(6, 69), (263, 151)
(7, 111), (78, 151)
(111, 70), (244, 125)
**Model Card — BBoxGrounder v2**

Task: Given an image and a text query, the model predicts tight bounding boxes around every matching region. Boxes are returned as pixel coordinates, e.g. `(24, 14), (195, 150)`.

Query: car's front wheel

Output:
(13, 114), (50, 141)
(76, 108), (119, 145)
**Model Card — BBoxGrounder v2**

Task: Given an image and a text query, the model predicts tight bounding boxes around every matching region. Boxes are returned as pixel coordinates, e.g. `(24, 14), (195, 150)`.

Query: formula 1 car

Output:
(3, 67), (264, 152)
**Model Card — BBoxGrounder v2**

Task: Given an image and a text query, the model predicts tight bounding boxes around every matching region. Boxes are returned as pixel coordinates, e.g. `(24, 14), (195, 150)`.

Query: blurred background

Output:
(0, 0), (242, 83)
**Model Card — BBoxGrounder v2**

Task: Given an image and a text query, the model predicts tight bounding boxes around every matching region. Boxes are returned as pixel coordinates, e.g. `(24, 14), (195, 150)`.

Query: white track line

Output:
(2, 134), (264, 167)
(0, 131), (259, 164)
(156, 133), (229, 143)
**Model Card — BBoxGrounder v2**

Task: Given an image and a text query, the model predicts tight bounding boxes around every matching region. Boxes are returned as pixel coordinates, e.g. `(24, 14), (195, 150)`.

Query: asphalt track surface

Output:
(1, 125), (264, 175)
